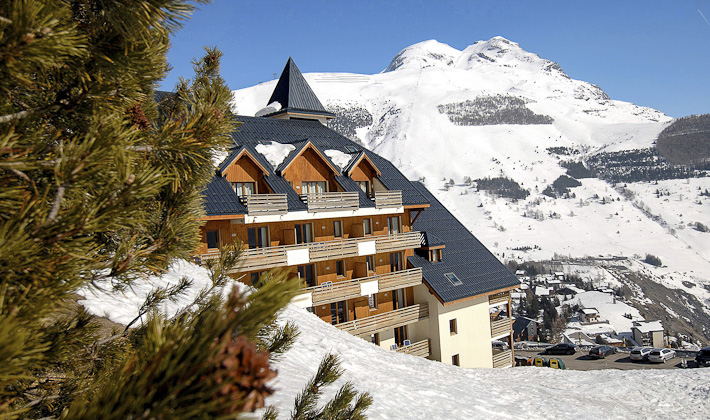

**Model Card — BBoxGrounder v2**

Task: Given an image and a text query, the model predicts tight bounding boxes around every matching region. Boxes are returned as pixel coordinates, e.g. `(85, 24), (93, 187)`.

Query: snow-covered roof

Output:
(582, 308), (599, 315)
(324, 149), (353, 169)
(535, 287), (551, 296)
(255, 142), (296, 168)
(633, 320), (664, 333)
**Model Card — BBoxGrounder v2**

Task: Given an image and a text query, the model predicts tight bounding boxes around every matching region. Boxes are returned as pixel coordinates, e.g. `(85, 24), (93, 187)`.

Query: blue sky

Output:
(162, 0), (710, 118)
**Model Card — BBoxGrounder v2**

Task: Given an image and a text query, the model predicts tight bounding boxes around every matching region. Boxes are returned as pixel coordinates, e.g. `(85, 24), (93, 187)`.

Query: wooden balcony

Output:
(492, 349), (513, 368)
(198, 231), (423, 273)
(243, 194), (288, 216)
(375, 231), (422, 253)
(490, 317), (512, 337)
(301, 192), (359, 212)
(373, 190), (402, 209)
(489, 291), (510, 306)
(308, 238), (360, 262)
(305, 268), (423, 306)
(335, 303), (429, 338)
(395, 339), (430, 358)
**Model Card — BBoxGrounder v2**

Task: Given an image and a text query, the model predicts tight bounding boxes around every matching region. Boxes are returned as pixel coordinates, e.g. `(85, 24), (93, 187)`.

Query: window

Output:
(336, 260), (346, 277)
(366, 256), (375, 273)
(363, 218), (372, 235)
(232, 182), (255, 197)
(357, 181), (370, 195)
(303, 181), (327, 194)
(330, 301), (347, 325)
(345, 145), (358, 153)
(387, 216), (401, 235)
(430, 249), (442, 262)
(370, 333), (380, 345)
(449, 318), (457, 335)
(445, 272), (463, 286)
(333, 220), (342, 238)
(295, 223), (313, 244)
(452, 354), (460, 366)
(247, 227), (269, 249)
(206, 230), (219, 249)
(298, 264), (315, 288)
(368, 294), (378, 309)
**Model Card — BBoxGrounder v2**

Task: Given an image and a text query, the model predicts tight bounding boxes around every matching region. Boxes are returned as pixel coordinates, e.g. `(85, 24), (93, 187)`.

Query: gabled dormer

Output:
(218, 146), (272, 198)
(261, 58), (335, 124)
(277, 140), (341, 195)
(344, 151), (382, 197)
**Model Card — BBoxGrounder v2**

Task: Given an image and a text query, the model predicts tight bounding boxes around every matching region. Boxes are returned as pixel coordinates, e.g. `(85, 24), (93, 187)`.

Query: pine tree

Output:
(1, 2), (372, 419)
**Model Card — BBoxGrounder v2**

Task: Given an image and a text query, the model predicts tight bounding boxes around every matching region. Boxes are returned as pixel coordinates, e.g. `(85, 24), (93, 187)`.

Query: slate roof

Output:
(202, 116), (429, 215)
(265, 58), (335, 119)
(408, 182), (520, 304)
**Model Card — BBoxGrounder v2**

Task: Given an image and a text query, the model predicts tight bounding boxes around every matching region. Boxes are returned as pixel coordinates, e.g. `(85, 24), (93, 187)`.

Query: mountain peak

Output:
(383, 40), (460, 72)
(456, 37), (570, 79)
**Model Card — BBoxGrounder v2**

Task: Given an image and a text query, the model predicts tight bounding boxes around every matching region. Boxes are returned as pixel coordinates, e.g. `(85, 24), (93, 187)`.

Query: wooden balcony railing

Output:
(490, 317), (512, 338)
(375, 231), (423, 254)
(373, 191), (403, 209)
(243, 194), (288, 216)
(198, 232), (423, 273)
(309, 238), (360, 262)
(489, 291), (510, 306)
(492, 349), (513, 368)
(305, 268), (423, 306)
(335, 303), (429, 338)
(395, 339), (430, 358)
(301, 192), (359, 212)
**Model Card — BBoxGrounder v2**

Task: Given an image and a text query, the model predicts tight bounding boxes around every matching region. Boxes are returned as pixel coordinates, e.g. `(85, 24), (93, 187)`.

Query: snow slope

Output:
(231, 37), (710, 320)
(78, 261), (710, 420)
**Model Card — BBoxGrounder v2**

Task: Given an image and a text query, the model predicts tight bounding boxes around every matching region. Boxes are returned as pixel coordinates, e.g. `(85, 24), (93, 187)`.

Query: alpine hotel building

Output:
(195, 59), (519, 369)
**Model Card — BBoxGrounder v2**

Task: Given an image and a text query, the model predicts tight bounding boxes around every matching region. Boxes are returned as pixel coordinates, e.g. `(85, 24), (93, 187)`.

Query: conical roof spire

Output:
(264, 58), (334, 121)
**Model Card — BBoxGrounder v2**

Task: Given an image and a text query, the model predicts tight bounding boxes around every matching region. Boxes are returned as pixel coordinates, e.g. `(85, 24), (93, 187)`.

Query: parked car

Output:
(629, 346), (654, 362)
(544, 343), (577, 355)
(492, 341), (509, 350)
(695, 347), (710, 367)
(648, 348), (676, 363)
(589, 345), (616, 359)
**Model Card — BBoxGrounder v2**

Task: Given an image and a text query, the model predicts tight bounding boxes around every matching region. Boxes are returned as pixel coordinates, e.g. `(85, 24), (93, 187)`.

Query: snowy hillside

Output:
(79, 261), (710, 420)
(231, 37), (710, 338)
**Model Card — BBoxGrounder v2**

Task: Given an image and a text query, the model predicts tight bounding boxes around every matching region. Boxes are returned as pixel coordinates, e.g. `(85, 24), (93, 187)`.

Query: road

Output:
(515, 350), (702, 371)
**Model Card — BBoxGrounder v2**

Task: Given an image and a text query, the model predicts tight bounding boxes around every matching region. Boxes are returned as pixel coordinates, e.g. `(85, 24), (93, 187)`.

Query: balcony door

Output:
(297, 264), (315, 288)
(247, 226), (269, 249)
(232, 182), (255, 197)
(387, 216), (401, 235)
(389, 252), (403, 272)
(303, 181), (327, 195)
(330, 301), (347, 325)
(295, 223), (313, 244)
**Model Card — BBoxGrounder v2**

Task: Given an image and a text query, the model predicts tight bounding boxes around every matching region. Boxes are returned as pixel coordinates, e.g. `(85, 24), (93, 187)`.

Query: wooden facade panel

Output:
(283, 148), (339, 193)
(223, 155), (271, 194)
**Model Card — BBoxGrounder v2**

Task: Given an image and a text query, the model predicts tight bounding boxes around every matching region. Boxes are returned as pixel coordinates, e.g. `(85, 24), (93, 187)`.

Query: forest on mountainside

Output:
(656, 114), (710, 165)
(437, 95), (554, 126)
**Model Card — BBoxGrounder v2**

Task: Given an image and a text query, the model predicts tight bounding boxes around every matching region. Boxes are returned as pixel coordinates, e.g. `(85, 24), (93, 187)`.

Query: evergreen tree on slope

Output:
(0, 1), (370, 418)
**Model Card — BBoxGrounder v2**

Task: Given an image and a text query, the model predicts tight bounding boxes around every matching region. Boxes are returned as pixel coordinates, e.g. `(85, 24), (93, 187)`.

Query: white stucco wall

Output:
(414, 285), (493, 368)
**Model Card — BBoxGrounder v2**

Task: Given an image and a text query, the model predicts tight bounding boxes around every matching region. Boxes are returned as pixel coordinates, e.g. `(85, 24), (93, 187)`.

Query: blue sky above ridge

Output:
(161, 0), (710, 118)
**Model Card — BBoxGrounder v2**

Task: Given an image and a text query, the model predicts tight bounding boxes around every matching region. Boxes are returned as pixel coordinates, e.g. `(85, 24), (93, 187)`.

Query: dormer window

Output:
(357, 181), (371, 196)
(303, 181), (327, 194)
(430, 249), (443, 262)
(232, 182), (256, 197)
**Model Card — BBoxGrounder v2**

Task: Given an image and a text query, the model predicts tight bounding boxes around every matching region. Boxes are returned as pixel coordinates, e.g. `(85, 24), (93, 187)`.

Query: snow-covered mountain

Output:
(231, 37), (710, 339)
